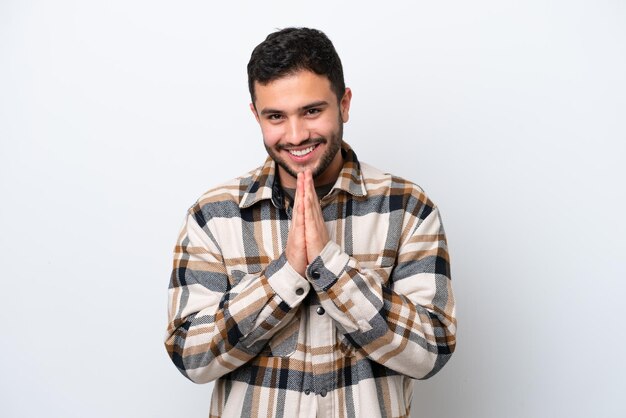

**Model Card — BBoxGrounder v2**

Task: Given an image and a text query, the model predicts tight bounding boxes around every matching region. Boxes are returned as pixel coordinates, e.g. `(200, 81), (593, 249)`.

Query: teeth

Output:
(288, 145), (316, 157)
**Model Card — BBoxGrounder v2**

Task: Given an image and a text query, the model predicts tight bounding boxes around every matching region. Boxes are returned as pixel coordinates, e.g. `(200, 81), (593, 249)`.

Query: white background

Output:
(1, 1), (625, 417)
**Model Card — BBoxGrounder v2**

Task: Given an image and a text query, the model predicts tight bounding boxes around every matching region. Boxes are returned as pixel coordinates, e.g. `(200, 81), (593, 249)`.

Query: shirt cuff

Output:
(306, 241), (350, 291)
(266, 253), (311, 308)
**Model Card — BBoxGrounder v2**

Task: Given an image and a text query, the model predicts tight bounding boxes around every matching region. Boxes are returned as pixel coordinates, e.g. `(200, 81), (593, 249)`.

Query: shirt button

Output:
(320, 389), (327, 397)
(310, 270), (320, 279)
(316, 306), (325, 315)
(304, 389), (311, 395)
(295, 288), (304, 296)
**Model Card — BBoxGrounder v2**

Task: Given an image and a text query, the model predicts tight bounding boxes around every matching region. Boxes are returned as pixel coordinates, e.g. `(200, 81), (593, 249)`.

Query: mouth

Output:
(288, 144), (317, 157)
(283, 142), (323, 162)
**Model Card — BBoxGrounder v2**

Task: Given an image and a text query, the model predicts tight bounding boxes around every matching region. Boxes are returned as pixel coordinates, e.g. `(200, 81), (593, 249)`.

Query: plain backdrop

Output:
(1, 1), (625, 417)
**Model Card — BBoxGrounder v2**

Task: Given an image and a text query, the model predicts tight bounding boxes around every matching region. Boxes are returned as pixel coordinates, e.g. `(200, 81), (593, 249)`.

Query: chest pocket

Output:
(334, 262), (394, 358)
(228, 266), (300, 357)
(261, 314), (300, 357)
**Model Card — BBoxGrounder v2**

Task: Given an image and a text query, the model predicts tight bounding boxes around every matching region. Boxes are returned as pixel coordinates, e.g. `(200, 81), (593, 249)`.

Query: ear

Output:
(250, 103), (260, 123)
(340, 88), (352, 123)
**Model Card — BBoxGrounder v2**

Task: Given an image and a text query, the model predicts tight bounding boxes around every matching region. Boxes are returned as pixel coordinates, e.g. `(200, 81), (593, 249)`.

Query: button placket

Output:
(308, 299), (335, 414)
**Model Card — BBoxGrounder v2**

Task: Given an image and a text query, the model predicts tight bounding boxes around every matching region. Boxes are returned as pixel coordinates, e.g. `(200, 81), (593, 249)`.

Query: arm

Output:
(164, 206), (310, 384)
(307, 200), (456, 380)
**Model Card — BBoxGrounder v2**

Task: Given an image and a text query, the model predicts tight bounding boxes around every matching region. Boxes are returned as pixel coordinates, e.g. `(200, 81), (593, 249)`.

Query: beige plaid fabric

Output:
(165, 143), (456, 417)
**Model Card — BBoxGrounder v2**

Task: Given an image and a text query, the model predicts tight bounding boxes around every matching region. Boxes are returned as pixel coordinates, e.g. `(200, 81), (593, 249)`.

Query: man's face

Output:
(251, 70), (351, 189)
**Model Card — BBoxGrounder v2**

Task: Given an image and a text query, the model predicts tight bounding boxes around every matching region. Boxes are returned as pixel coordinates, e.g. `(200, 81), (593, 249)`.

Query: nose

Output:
(285, 117), (309, 144)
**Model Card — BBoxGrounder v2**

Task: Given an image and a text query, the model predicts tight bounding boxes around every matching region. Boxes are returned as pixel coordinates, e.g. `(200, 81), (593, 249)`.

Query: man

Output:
(165, 27), (456, 418)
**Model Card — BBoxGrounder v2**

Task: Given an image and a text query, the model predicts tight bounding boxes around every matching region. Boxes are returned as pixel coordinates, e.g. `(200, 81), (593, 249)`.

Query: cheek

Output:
(312, 117), (338, 137)
(260, 124), (283, 147)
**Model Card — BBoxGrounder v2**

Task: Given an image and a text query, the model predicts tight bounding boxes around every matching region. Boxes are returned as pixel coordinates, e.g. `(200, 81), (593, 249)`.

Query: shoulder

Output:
(359, 161), (432, 207)
(188, 166), (262, 216)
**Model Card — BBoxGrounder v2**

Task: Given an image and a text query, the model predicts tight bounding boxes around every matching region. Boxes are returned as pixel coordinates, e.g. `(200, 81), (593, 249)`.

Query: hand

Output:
(302, 169), (329, 263)
(285, 173), (307, 276)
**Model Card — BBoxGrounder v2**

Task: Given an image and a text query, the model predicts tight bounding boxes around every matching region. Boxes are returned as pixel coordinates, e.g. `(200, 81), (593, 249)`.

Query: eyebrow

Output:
(259, 100), (329, 116)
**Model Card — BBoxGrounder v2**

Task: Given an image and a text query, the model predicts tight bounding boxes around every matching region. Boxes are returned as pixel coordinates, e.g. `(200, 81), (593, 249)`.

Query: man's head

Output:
(247, 27), (345, 104)
(248, 28), (352, 189)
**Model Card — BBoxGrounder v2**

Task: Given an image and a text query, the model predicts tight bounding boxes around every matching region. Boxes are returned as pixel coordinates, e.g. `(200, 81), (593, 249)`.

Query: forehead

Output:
(254, 71), (336, 110)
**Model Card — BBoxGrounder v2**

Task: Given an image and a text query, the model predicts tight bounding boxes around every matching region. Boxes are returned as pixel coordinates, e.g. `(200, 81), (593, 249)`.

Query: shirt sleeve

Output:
(305, 203), (456, 380)
(164, 208), (310, 384)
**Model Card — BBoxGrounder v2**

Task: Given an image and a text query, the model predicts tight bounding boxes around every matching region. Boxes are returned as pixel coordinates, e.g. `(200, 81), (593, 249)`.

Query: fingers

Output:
(292, 172), (301, 227)
(303, 170), (319, 216)
(286, 172), (307, 276)
(288, 169), (331, 269)
(297, 171), (305, 223)
(303, 170), (316, 225)
(302, 169), (329, 261)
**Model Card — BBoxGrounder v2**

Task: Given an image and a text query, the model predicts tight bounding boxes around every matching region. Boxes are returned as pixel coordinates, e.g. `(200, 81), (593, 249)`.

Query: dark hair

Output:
(247, 27), (345, 104)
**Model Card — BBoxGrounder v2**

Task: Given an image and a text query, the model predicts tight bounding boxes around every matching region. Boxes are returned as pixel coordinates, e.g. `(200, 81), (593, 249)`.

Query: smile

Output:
(288, 145), (317, 157)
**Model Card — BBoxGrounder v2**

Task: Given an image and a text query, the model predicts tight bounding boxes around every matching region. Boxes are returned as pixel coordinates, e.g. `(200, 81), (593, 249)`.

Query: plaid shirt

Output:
(165, 143), (456, 418)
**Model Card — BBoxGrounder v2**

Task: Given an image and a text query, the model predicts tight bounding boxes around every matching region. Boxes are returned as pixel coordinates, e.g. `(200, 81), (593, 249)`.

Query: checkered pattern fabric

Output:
(165, 142), (456, 417)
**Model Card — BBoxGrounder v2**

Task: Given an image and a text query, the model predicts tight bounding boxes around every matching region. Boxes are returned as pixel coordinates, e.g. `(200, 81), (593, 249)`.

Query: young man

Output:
(165, 27), (456, 418)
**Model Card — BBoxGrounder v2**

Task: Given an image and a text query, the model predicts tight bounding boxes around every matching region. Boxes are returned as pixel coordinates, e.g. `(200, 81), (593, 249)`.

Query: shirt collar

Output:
(239, 141), (367, 209)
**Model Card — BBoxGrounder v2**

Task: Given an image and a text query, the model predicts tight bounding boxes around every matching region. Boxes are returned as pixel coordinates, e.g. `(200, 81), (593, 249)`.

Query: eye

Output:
(305, 108), (321, 116)
(267, 113), (283, 121)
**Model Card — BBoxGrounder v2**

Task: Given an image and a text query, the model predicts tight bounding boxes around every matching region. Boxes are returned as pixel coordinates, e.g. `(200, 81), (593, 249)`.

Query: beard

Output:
(265, 122), (343, 181)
